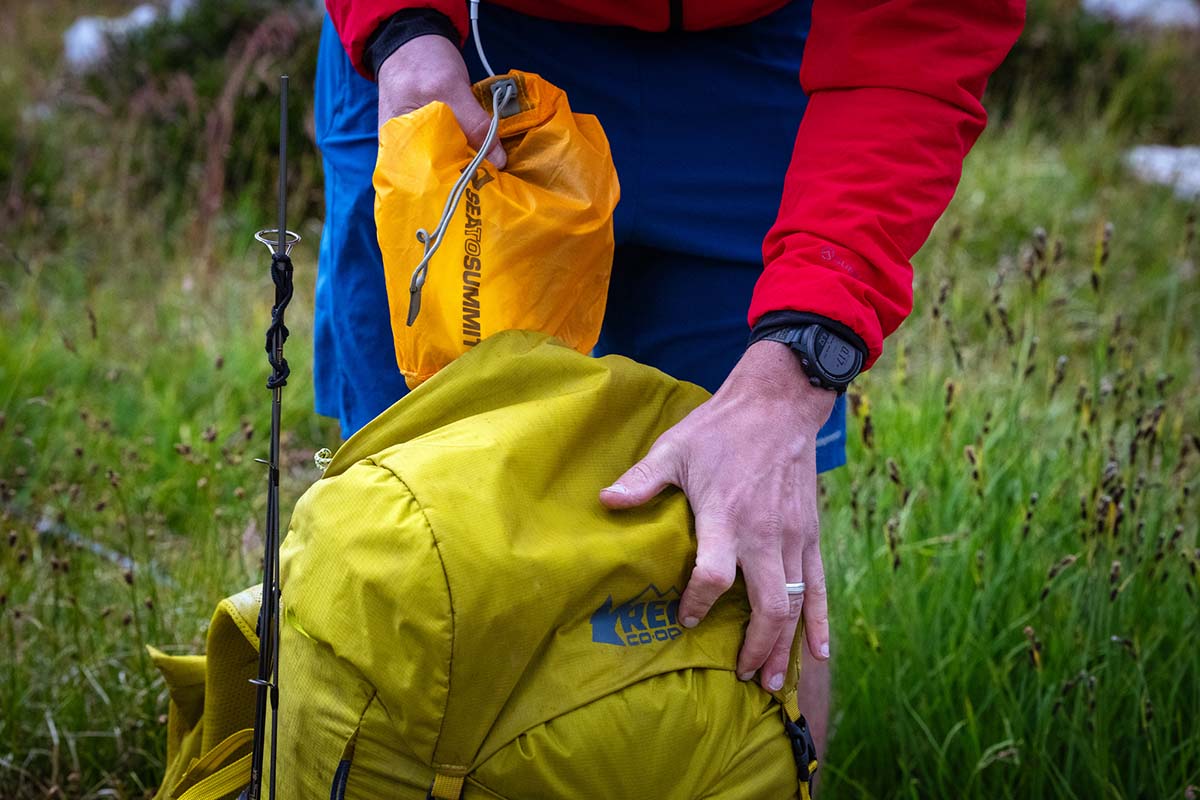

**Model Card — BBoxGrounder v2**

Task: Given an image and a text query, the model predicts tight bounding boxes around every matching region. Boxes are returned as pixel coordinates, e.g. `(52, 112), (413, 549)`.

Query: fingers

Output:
(756, 535), (822, 692)
(599, 442), (677, 509)
(735, 539), (795, 691)
(676, 507), (739, 629)
(443, 80), (508, 169)
(802, 540), (831, 662)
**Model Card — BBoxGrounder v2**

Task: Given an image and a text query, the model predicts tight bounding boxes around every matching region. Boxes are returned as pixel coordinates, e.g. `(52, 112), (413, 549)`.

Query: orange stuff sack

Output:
(374, 71), (620, 388)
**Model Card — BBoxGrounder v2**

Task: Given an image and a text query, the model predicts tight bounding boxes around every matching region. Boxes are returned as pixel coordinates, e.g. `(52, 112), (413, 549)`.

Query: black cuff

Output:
(748, 310), (870, 363)
(364, 8), (460, 80)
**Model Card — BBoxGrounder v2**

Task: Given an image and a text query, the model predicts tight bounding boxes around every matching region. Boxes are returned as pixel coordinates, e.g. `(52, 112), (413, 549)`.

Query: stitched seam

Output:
(372, 458), (462, 770)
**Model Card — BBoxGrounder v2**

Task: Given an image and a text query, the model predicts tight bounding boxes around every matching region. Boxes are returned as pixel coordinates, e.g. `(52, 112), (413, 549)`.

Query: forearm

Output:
(326, 0), (468, 78)
(752, 0), (1025, 368)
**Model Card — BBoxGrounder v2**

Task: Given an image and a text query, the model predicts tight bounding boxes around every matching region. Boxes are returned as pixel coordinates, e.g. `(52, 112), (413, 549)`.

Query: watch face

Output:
(814, 329), (861, 381)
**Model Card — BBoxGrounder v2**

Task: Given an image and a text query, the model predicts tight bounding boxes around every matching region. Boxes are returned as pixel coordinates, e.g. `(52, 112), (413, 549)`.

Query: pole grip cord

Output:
(265, 252), (294, 390)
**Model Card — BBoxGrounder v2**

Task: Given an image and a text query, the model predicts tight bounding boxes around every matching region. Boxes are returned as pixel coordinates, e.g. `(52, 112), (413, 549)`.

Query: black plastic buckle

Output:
(784, 713), (819, 784)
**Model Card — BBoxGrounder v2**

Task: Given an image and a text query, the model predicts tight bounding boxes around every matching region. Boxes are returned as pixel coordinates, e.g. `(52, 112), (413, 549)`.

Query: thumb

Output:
(600, 445), (678, 509)
(445, 82), (508, 170)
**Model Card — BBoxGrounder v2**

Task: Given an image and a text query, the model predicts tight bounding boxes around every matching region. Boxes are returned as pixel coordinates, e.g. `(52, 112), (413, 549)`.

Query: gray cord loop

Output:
(406, 78), (516, 326)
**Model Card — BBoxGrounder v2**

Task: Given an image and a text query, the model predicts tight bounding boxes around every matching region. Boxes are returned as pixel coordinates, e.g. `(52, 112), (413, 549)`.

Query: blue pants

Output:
(313, 0), (847, 471)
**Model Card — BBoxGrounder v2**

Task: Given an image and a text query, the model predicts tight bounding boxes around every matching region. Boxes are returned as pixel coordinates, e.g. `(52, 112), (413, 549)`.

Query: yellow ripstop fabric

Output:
(149, 586), (261, 800)
(374, 71), (620, 388)
(275, 331), (805, 798)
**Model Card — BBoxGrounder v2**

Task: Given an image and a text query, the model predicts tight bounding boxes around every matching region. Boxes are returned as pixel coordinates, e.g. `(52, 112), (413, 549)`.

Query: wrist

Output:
(748, 316), (865, 394)
(728, 341), (837, 428)
(365, 8), (459, 80)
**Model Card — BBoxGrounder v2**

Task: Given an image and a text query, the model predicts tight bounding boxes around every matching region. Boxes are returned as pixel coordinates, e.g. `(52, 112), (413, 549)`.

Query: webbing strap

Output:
(783, 690), (802, 723)
(175, 754), (252, 800)
(428, 772), (466, 800)
(781, 695), (819, 798)
(171, 728), (254, 800)
(171, 729), (253, 796)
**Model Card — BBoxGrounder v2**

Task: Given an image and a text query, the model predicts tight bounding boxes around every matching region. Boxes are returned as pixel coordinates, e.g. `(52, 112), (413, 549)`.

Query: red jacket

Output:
(328, 0), (1024, 368)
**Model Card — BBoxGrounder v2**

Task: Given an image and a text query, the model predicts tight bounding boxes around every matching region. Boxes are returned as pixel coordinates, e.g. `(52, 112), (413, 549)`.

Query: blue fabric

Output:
(313, 1), (846, 472)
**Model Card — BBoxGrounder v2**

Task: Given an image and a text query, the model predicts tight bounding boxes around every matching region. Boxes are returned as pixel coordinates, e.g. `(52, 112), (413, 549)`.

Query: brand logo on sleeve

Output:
(590, 585), (684, 647)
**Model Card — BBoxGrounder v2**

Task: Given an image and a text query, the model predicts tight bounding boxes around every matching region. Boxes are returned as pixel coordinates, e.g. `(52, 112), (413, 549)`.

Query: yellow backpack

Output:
(151, 332), (817, 799)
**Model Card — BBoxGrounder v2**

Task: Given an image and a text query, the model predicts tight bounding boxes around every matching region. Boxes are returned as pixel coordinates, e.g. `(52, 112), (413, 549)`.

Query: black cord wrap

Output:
(265, 251), (294, 390)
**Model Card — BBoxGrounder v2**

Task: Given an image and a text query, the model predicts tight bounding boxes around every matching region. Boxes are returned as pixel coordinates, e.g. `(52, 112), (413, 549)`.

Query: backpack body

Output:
(274, 331), (809, 798)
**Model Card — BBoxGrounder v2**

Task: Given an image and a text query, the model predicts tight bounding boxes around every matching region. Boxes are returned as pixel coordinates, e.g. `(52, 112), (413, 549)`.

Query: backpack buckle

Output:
(784, 713), (819, 787)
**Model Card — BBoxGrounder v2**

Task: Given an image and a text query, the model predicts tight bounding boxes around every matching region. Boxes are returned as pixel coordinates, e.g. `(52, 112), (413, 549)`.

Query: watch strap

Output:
(751, 322), (865, 393)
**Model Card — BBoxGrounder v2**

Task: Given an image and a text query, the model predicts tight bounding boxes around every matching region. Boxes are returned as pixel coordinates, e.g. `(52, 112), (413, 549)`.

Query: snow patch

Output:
(63, 0), (195, 72)
(1125, 145), (1200, 200)
(1083, 0), (1200, 28)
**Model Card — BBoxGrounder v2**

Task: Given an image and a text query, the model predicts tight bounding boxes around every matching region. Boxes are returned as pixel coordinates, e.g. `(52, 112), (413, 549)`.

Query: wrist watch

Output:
(757, 324), (864, 394)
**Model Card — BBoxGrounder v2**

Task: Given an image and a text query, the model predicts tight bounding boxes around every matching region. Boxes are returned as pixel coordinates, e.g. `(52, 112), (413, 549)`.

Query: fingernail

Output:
(681, 616), (699, 629)
(738, 671), (754, 682)
(820, 642), (830, 659)
(603, 483), (629, 495)
(767, 673), (784, 692)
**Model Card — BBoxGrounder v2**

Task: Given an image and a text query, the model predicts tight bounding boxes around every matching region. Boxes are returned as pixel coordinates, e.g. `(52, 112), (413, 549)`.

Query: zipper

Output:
(669, 0), (683, 30)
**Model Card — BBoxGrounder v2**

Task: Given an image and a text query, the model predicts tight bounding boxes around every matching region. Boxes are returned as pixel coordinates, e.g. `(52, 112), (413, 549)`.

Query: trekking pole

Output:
(245, 74), (299, 800)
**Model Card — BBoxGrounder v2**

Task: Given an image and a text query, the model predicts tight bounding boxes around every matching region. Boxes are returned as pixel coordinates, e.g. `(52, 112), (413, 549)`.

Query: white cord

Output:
(470, 0), (496, 78)
(404, 0), (506, 324)
(406, 80), (516, 324)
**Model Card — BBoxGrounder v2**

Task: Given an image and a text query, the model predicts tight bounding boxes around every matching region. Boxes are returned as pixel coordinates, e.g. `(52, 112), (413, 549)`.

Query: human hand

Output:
(599, 341), (834, 692)
(376, 34), (507, 168)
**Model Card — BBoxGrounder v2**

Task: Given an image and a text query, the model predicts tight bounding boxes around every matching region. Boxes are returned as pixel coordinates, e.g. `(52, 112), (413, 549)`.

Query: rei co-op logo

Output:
(590, 585), (684, 647)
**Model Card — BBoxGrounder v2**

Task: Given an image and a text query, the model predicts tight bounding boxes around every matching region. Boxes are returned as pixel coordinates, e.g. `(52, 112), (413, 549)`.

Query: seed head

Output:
(885, 516), (901, 570)
(1023, 626), (1043, 670)
(1047, 554), (1078, 581)
(1050, 356), (1068, 397)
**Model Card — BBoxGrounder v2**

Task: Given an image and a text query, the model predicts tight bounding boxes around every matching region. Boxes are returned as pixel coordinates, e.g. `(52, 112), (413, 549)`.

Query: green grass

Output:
(2, 3), (1199, 799)
(818, 126), (1199, 797)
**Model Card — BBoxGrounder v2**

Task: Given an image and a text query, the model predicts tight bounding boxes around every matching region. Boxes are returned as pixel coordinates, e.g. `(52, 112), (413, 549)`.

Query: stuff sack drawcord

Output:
(406, 0), (518, 326)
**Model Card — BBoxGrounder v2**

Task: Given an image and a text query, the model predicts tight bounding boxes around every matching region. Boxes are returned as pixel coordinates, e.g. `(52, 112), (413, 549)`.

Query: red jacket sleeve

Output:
(326, 0), (469, 79)
(750, 0), (1024, 368)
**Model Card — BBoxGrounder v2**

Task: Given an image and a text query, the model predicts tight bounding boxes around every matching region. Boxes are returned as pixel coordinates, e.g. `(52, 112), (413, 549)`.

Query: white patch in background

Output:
(63, 0), (196, 72)
(1082, 0), (1200, 28)
(1125, 145), (1200, 200)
